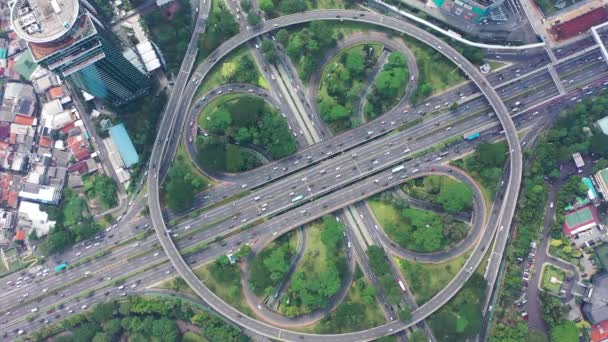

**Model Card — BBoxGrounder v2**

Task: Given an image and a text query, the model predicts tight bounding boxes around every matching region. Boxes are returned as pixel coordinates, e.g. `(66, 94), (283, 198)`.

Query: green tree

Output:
(590, 133), (608, 157)
(240, 0), (252, 11)
(207, 110), (232, 134)
(247, 10), (261, 26)
(399, 307), (412, 321)
(263, 246), (290, 280)
(259, 0), (274, 14)
(419, 83), (433, 98)
(344, 50), (366, 76)
(261, 40), (278, 64)
(163, 155), (206, 210)
(276, 29), (289, 45)
(279, 0), (307, 13)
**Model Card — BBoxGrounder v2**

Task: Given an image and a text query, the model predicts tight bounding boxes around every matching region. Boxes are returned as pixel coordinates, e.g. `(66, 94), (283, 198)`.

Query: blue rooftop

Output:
(108, 124), (139, 167)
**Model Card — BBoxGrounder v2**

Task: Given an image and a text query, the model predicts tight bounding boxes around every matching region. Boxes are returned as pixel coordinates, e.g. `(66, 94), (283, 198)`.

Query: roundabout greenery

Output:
(318, 43), (383, 132)
(196, 95), (296, 173)
(369, 192), (471, 253)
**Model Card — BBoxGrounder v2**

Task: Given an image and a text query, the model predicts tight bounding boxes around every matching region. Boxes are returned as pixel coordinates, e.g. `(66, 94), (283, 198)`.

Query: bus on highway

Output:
(397, 278), (406, 292)
(463, 132), (481, 141)
(54, 263), (67, 272)
(291, 195), (304, 203)
(391, 165), (405, 173)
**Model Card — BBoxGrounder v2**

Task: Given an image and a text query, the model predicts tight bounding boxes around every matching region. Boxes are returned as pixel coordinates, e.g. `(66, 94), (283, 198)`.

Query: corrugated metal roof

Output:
(108, 124), (139, 167)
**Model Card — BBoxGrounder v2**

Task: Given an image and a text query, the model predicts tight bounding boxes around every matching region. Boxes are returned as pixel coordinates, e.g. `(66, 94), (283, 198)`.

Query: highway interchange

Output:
(3, 3), (608, 340)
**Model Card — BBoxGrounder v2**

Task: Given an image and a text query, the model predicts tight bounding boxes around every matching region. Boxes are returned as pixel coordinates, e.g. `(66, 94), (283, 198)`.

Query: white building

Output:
(18, 201), (55, 237)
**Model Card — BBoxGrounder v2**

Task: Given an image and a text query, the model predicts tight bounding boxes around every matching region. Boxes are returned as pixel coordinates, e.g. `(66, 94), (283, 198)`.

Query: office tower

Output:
(10, 0), (151, 106)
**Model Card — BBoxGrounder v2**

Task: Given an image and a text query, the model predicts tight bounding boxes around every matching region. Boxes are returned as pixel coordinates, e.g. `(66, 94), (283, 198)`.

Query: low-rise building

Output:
(0, 82), (36, 122)
(584, 273), (608, 324)
(572, 152), (585, 169)
(595, 167), (608, 200)
(108, 124), (139, 168)
(591, 320), (608, 342)
(17, 201), (55, 237)
(562, 205), (599, 236)
(596, 116), (608, 135)
(19, 183), (61, 205)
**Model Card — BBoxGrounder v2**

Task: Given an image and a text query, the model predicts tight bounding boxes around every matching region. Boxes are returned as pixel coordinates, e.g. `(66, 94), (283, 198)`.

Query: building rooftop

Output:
(584, 273), (608, 324)
(563, 205), (599, 236)
(108, 124), (139, 168)
(597, 116), (608, 135)
(11, 0), (80, 43)
(591, 320), (608, 342)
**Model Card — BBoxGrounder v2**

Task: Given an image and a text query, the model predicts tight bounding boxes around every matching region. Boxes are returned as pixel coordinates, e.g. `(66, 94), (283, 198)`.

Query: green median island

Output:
(193, 251), (254, 317)
(541, 264), (567, 295)
(368, 192), (471, 253)
(364, 51), (410, 121)
(317, 43), (384, 133)
(248, 230), (297, 301)
(196, 94), (296, 173)
(311, 264), (386, 334)
(277, 217), (348, 317)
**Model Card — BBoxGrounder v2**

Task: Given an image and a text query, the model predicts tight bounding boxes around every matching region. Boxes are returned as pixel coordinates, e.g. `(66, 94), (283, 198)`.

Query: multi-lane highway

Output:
(4, 4), (608, 340)
(146, 9), (523, 341)
(3, 69), (607, 339)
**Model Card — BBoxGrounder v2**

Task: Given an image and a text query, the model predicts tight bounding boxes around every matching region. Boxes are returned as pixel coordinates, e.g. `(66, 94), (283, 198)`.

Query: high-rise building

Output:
(10, 0), (150, 106)
(433, 0), (506, 23)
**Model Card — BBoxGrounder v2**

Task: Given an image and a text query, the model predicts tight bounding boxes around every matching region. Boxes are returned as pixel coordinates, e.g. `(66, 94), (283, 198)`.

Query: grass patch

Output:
(398, 251), (470, 305)
(194, 46), (268, 101)
(368, 198), (469, 253)
(193, 262), (254, 317)
(541, 264), (566, 295)
(155, 276), (197, 297)
(401, 174), (473, 213)
(450, 141), (508, 201)
(183, 331), (208, 342)
(400, 35), (465, 103)
(485, 59), (509, 71)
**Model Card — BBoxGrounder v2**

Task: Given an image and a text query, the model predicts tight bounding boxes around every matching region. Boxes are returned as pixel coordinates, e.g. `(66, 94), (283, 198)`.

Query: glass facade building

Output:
(11, 0), (150, 106)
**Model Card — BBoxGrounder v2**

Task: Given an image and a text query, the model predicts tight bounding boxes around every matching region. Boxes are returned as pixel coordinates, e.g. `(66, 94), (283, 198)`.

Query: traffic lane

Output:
(0, 215), (149, 297)
(10, 77), (608, 340)
(360, 163), (487, 263)
(563, 61), (608, 92)
(175, 48), (595, 199)
(2, 66), (568, 312)
(0, 119), (536, 340)
(3, 261), (178, 341)
(2, 106), (564, 336)
(178, 63), (559, 210)
(0, 245), (169, 324)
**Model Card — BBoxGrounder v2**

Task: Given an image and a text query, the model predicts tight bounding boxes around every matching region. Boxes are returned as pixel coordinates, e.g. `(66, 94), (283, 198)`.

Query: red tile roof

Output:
(39, 136), (52, 148)
(15, 230), (25, 241)
(592, 320), (608, 342)
(67, 135), (90, 161)
(60, 122), (76, 135)
(7, 191), (18, 208)
(14, 114), (35, 126)
(48, 86), (64, 99)
(68, 160), (88, 174)
(551, 7), (608, 41)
